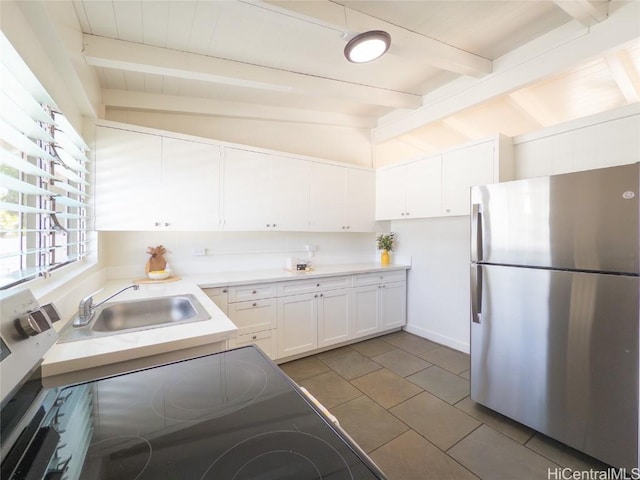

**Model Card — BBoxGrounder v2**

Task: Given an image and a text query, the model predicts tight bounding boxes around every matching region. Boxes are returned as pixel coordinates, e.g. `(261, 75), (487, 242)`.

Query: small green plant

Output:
(376, 233), (395, 252)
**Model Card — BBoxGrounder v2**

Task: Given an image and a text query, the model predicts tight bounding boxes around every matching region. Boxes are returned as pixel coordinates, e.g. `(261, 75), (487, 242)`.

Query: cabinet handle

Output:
(314, 294), (318, 298)
(164, 222), (170, 227)
(154, 221), (161, 226)
(252, 302), (257, 307)
(316, 283), (320, 287)
(346, 226), (350, 229)
(400, 213), (405, 216)
(406, 212), (410, 216)
(266, 224), (271, 227)
(222, 289), (227, 293)
(252, 335), (257, 340)
(320, 293), (323, 297)
(252, 290), (257, 294)
(446, 209), (451, 213)
(273, 224), (277, 227)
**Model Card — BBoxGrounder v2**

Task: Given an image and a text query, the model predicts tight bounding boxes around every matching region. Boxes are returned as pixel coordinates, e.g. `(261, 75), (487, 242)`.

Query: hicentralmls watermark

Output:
(547, 467), (640, 480)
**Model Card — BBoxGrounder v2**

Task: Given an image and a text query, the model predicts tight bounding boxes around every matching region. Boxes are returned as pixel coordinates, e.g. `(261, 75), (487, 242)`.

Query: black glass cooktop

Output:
(56, 346), (385, 479)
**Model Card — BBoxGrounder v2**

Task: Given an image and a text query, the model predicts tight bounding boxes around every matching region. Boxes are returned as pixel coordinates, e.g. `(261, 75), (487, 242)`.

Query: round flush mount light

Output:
(344, 30), (391, 63)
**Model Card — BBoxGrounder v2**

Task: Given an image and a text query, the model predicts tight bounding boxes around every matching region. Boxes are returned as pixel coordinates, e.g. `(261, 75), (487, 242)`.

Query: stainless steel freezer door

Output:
(470, 163), (639, 274)
(470, 264), (639, 470)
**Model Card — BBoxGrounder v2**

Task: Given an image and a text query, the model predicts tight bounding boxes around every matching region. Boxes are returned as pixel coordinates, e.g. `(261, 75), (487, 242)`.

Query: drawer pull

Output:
(252, 290), (257, 294)
(252, 335), (257, 340)
(222, 289), (227, 293)
(316, 283), (320, 287)
(252, 302), (257, 307)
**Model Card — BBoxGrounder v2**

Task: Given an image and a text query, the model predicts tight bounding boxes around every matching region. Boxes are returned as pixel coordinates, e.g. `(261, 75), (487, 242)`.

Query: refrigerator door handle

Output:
(471, 203), (483, 262)
(471, 265), (482, 324)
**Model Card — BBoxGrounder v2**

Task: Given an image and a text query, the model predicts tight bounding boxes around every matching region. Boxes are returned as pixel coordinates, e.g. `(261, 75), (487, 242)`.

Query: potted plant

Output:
(376, 232), (395, 266)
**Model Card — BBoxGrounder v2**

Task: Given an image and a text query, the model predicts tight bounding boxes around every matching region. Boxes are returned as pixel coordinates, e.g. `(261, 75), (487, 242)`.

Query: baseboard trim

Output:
(403, 324), (469, 354)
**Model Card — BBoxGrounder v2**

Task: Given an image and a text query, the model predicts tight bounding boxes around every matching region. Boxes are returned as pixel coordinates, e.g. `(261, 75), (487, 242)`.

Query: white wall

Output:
(103, 231), (379, 279)
(105, 109), (373, 168)
(394, 105), (640, 353)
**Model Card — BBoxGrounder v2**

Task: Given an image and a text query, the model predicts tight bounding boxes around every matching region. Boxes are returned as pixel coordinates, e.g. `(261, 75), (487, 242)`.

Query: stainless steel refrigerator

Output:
(470, 163), (639, 470)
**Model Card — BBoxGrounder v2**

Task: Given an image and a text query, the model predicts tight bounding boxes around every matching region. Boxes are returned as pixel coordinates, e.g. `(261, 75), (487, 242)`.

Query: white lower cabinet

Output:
(218, 270), (406, 361)
(317, 289), (351, 348)
(352, 274), (407, 336)
(226, 283), (278, 360)
(203, 287), (229, 316)
(277, 293), (318, 358)
(352, 285), (380, 336)
(232, 330), (278, 359)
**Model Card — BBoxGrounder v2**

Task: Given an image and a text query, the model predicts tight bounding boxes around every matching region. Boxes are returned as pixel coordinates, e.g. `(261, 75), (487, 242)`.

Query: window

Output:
(0, 33), (90, 289)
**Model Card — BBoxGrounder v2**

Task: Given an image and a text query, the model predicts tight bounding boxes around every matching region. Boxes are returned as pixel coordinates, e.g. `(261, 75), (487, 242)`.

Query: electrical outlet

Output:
(192, 247), (206, 256)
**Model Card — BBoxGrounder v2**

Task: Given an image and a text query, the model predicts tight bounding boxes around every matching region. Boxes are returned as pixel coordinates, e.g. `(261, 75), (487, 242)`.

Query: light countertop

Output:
(41, 263), (410, 380)
(42, 278), (237, 378)
(187, 263), (410, 288)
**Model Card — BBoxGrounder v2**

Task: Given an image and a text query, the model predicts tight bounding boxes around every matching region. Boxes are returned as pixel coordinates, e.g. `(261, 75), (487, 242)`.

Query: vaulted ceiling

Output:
(64, 1), (640, 155)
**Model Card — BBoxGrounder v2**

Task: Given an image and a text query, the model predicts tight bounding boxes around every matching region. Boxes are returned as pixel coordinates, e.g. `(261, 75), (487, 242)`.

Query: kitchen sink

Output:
(58, 294), (211, 343)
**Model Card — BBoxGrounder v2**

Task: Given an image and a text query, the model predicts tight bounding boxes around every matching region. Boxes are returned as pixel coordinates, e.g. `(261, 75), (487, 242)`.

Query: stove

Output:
(1, 288), (387, 479)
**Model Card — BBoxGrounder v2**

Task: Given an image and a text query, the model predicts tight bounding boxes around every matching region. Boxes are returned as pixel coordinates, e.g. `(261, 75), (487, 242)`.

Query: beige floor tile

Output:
(297, 371), (361, 408)
(449, 425), (559, 480)
(454, 396), (535, 444)
(351, 368), (422, 409)
(525, 433), (610, 472)
(371, 430), (479, 480)
(279, 356), (330, 381)
(407, 366), (470, 404)
(419, 347), (470, 375)
(390, 392), (481, 451)
(350, 338), (397, 357)
(381, 331), (440, 355)
(332, 396), (409, 453)
(372, 348), (432, 377)
(459, 369), (471, 380)
(320, 349), (382, 380)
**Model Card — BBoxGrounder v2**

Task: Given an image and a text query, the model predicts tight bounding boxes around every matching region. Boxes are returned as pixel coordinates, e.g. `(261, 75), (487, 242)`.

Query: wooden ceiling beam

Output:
(83, 34), (421, 110)
(102, 89), (378, 128)
(553, 0), (609, 27)
(261, 0), (492, 78)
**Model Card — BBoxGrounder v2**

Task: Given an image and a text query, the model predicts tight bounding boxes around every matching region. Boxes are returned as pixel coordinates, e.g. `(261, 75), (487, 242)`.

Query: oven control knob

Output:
(17, 310), (49, 337)
(18, 315), (41, 337)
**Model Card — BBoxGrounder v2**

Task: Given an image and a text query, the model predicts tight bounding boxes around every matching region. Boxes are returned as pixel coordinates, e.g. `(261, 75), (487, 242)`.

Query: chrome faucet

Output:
(74, 284), (140, 327)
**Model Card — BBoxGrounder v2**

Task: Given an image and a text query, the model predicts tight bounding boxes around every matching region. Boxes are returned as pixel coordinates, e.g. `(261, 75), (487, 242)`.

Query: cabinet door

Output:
(442, 141), (494, 216)
(309, 163), (345, 231)
(318, 289), (351, 348)
(380, 282), (406, 330)
(345, 168), (375, 232)
(227, 299), (277, 335)
(351, 285), (380, 337)
(94, 127), (161, 230)
(375, 165), (406, 220)
(223, 148), (272, 230)
(270, 155), (310, 231)
(277, 293), (318, 358)
(203, 287), (228, 316)
(406, 155), (442, 218)
(162, 137), (222, 230)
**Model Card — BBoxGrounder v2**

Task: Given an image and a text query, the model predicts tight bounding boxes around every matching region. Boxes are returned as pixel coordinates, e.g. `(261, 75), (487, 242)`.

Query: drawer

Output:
(352, 270), (406, 287)
(230, 330), (278, 360)
(277, 275), (351, 296)
(228, 283), (276, 302)
(227, 298), (277, 334)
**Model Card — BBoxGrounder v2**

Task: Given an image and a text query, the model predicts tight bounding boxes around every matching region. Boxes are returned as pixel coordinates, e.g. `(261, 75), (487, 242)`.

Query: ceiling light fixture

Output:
(344, 30), (391, 63)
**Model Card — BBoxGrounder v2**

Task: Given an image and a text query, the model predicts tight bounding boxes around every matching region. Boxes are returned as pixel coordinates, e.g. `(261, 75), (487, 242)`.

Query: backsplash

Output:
(103, 231), (384, 279)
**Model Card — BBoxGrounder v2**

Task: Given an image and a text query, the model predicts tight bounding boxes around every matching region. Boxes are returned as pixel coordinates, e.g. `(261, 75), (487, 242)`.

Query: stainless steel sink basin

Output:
(58, 294), (211, 343)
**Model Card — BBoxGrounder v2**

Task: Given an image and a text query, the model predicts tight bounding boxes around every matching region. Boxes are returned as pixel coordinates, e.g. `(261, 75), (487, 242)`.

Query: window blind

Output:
(0, 32), (90, 289)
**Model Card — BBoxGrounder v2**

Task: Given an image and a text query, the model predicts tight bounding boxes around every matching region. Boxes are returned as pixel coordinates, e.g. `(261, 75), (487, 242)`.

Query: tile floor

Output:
(280, 331), (609, 480)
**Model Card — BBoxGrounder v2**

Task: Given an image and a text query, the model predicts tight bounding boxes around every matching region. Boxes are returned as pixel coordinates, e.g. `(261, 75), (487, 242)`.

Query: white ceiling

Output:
(69, 0), (639, 152)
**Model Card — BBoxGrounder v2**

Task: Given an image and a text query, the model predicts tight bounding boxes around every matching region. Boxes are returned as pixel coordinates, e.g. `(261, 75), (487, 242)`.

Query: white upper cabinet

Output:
(441, 140), (494, 216)
(345, 168), (375, 232)
(375, 135), (513, 219)
(161, 137), (222, 230)
(309, 163), (375, 232)
(95, 127), (161, 231)
(376, 154), (441, 220)
(94, 126), (222, 231)
(223, 148), (310, 231)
